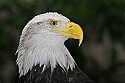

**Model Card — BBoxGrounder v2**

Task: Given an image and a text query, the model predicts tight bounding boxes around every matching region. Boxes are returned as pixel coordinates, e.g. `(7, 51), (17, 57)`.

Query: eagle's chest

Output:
(18, 64), (94, 83)
(18, 64), (71, 83)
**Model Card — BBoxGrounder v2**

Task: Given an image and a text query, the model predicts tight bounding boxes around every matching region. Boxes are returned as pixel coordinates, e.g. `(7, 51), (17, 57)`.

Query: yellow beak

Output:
(51, 22), (83, 46)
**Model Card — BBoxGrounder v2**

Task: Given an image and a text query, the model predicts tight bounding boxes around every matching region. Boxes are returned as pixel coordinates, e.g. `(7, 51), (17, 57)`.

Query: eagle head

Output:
(16, 12), (83, 76)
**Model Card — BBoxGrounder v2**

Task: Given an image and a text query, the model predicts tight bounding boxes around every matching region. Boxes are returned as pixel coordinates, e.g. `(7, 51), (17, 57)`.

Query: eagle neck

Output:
(16, 35), (76, 77)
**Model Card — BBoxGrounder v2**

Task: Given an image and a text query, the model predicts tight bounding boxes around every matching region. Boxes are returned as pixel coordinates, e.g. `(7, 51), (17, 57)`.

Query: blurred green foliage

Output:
(0, 0), (125, 83)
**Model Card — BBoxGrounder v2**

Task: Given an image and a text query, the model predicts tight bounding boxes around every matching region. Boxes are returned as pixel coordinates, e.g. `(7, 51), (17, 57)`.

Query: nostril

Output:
(69, 25), (73, 28)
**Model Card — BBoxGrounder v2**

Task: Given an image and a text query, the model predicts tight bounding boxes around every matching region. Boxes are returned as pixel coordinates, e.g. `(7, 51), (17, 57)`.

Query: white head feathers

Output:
(16, 12), (75, 76)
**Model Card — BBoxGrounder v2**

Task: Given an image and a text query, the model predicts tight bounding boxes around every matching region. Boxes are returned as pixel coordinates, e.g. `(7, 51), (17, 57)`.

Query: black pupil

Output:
(52, 21), (56, 25)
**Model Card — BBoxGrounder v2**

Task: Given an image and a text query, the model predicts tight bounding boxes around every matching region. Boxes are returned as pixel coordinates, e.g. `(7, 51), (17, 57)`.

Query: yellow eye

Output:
(49, 20), (58, 26)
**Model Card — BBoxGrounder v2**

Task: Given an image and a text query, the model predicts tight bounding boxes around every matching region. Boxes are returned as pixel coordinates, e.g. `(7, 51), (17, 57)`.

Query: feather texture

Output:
(18, 64), (94, 83)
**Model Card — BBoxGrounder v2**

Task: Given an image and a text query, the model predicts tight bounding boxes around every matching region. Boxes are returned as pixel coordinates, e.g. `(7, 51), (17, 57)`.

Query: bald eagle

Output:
(16, 12), (94, 83)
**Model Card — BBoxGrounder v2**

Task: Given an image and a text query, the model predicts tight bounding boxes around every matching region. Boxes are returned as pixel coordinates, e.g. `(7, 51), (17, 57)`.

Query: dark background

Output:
(0, 0), (125, 83)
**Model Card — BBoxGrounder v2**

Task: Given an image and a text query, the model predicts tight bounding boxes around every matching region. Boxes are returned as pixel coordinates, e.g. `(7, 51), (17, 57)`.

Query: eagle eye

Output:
(49, 20), (58, 26)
